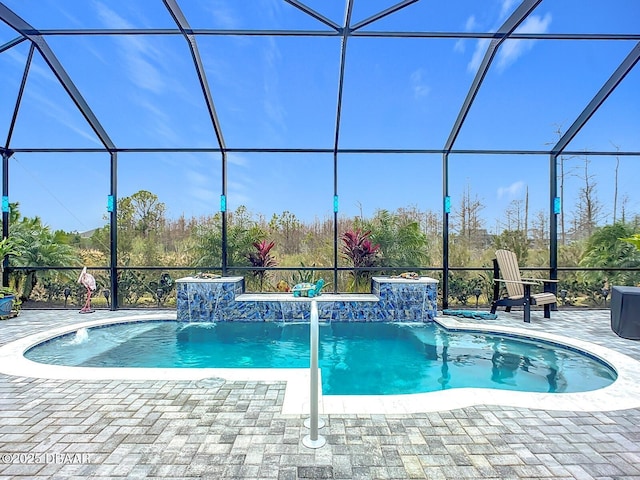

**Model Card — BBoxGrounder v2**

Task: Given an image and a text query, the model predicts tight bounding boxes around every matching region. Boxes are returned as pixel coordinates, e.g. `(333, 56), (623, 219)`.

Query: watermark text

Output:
(1, 452), (91, 465)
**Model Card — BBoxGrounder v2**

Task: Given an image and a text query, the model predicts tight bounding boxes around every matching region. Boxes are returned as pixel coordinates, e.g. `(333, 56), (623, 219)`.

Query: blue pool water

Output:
(25, 321), (617, 395)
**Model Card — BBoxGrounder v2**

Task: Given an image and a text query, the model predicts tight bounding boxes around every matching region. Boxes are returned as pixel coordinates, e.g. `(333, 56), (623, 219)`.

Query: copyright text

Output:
(1, 452), (91, 464)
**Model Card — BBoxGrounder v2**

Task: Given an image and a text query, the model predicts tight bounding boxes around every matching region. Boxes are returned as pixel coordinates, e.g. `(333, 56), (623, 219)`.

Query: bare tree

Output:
(621, 194), (630, 224)
(499, 186), (529, 234)
(548, 126), (578, 246)
(569, 155), (603, 241)
(530, 209), (548, 248)
(525, 186), (529, 239)
(501, 188), (528, 234)
(502, 199), (524, 231)
(611, 142), (620, 223)
(453, 183), (484, 241)
(397, 205), (423, 225)
(423, 210), (441, 238)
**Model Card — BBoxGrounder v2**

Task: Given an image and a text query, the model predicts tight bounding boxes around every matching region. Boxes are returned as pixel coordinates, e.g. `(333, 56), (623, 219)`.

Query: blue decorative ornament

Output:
(292, 279), (325, 298)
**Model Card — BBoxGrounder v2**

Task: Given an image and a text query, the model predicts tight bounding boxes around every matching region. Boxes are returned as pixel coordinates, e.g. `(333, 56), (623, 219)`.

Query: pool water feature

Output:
(25, 320), (616, 396)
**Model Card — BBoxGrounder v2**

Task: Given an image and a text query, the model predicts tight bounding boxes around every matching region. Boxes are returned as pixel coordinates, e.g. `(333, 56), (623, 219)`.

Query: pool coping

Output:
(1, 313), (640, 415)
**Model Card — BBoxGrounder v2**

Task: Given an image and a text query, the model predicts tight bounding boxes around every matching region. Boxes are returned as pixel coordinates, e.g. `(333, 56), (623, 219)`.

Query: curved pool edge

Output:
(1, 313), (640, 415)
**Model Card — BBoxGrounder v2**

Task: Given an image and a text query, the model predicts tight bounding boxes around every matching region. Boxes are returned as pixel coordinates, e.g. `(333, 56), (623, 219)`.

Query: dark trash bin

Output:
(611, 286), (640, 340)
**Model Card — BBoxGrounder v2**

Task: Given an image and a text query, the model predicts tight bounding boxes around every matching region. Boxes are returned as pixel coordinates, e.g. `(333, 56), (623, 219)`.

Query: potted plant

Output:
(0, 286), (19, 318)
(0, 237), (21, 318)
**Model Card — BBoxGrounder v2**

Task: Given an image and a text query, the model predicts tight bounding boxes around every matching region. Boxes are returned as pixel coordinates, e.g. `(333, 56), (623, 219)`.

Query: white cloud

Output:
(131, 98), (180, 145)
(496, 13), (552, 71)
(185, 170), (217, 204)
(186, 170), (209, 185)
(126, 53), (166, 94)
(467, 38), (490, 73)
(57, 4), (85, 28)
(261, 0), (284, 22)
(24, 88), (104, 147)
(227, 179), (252, 209)
(465, 15), (478, 31)
(5, 49), (55, 82)
(454, 39), (465, 53)
(453, 15), (477, 54)
(93, 1), (166, 94)
(261, 38), (286, 137)
(224, 154), (256, 210)
(203, 0), (240, 29)
(3, 44), (107, 147)
(466, 10), (552, 74)
(227, 153), (248, 167)
(497, 181), (525, 199)
(499, 0), (519, 21)
(191, 186), (217, 204)
(93, 0), (131, 29)
(410, 69), (430, 98)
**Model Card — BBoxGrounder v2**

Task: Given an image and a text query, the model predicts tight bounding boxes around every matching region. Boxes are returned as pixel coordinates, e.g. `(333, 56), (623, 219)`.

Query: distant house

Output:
(79, 228), (99, 239)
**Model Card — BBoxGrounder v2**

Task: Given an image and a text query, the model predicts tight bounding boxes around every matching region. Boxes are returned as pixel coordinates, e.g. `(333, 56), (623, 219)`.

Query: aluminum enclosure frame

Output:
(0, 1), (639, 309)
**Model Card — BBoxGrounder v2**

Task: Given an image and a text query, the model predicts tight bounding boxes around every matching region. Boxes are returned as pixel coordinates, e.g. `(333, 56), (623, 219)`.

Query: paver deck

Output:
(1, 308), (639, 479)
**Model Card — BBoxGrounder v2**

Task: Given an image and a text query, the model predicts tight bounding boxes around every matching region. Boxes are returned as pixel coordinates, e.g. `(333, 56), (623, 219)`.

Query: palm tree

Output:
(579, 223), (640, 290)
(357, 209), (430, 270)
(10, 215), (79, 301)
(0, 237), (20, 276)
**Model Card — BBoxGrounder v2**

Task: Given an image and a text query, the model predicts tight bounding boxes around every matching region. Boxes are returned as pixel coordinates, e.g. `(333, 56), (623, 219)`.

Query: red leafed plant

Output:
(341, 229), (380, 291)
(247, 240), (277, 291)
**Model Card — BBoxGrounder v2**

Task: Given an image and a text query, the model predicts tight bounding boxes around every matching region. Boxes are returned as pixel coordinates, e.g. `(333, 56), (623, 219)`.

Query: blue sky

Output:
(0, 0), (639, 234)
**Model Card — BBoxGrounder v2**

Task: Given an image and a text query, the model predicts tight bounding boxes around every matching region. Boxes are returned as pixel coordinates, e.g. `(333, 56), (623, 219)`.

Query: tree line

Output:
(2, 175), (640, 306)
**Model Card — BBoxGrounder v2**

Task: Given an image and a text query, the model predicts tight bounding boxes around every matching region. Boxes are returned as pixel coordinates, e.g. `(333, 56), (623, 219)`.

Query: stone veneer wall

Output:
(176, 276), (438, 322)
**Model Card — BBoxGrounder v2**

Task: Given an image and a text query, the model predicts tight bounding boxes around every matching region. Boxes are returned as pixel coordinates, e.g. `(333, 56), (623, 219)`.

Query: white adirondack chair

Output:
(490, 249), (557, 323)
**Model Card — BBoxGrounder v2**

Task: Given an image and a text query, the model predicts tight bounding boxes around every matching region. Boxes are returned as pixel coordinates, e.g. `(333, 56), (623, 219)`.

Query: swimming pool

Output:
(24, 319), (616, 396)
(3, 312), (640, 414)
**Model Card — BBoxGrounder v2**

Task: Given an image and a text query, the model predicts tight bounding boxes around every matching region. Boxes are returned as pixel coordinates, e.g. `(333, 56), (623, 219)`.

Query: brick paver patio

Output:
(1, 309), (639, 479)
